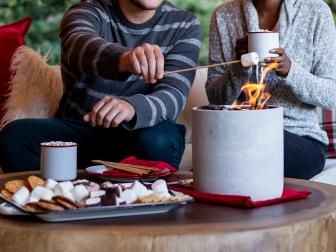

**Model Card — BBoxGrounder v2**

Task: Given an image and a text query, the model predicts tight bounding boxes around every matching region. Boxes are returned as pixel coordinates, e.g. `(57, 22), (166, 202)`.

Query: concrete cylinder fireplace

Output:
(192, 106), (284, 201)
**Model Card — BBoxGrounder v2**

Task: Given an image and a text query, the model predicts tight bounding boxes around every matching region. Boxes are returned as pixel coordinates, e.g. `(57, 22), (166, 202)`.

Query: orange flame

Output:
(232, 62), (278, 110)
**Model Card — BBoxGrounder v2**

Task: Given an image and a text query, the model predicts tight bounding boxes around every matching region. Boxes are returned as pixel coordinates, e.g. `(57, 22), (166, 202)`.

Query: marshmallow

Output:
(27, 195), (39, 203)
(54, 181), (73, 196)
(85, 197), (101, 207)
(151, 180), (168, 194)
(156, 191), (171, 199)
(71, 185), (89, 202)
(45, 179), (58, 190)
(90, 190), (106, 198)
(130, 181), (148, 197)
(63, 191), (75, 202)
(137, 189), (154, 199)
(31, 186), (54, 201)
(101, 181), (114, 189)
(121, 189), (137, 204)
(241, 52), (259, 67)
(12, 187), (30, 206)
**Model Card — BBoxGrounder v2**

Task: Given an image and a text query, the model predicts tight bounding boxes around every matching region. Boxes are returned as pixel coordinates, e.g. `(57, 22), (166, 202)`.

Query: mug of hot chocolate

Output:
(40, 141), (78, 181)
(248, 31), (279, 62)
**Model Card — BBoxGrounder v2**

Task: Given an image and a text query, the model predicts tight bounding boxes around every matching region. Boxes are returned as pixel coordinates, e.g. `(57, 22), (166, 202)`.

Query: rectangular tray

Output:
(0, 195), (192, 222)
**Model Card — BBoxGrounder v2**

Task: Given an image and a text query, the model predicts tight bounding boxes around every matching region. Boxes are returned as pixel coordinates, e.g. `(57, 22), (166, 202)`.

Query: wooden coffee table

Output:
(0, 171), (335, 252)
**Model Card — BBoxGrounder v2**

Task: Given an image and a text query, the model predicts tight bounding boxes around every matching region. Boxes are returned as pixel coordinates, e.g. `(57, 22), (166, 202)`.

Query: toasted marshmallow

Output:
(151, 180), (168, 194)
(54, 181), (73, 196)
(241, 52), (259, 67)
(90, 190), (106, 198)
(45, 179), (58, 190)
(121, 189), (137, 204)
(31, 186), (54, 201)
(12, 187), (30, 205)
(71, 185), (89, 202)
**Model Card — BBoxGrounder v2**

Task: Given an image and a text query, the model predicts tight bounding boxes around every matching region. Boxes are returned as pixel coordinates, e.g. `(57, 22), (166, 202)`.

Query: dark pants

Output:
(284, 131), (326, 180)
(0, 119), (186, 173)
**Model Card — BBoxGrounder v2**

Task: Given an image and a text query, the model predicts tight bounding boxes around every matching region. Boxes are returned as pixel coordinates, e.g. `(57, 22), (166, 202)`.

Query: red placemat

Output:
(169, 186), (311, 208)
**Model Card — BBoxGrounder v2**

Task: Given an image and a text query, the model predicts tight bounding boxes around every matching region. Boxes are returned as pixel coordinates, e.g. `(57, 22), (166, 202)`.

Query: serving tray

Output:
(0, 194), (192, 222)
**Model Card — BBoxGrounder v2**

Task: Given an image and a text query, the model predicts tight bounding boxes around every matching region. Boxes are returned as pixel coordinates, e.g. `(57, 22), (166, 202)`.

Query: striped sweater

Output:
(58, 0), (201, 130)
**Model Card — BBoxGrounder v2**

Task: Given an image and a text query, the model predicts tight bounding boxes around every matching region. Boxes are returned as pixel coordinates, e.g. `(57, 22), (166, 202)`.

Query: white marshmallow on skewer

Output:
(54, 181), (73, 196)
(12, 187), (30, 206)
(71, 185), (89, 202)
(151, 179), (168, 194)
(241, 52), (260, 67)
(45, 179), (58, 190)
(31, 186), (54, 201)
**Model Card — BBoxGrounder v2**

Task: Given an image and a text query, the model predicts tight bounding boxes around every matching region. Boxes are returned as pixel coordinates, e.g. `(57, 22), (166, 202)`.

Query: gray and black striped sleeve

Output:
(60, 3), (129, 80)
(122, 19), (201, 130)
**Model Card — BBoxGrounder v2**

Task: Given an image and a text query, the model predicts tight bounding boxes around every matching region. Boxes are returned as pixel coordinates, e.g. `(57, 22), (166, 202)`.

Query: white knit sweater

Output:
(206, 0), (336, 145)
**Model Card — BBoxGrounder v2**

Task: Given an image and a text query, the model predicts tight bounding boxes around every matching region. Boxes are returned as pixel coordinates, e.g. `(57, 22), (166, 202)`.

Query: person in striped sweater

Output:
(0, 0), (201, 172)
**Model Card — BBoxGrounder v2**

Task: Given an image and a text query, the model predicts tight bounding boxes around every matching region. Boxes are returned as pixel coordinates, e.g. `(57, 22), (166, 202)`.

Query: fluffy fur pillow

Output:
(0, 46), (63, 128)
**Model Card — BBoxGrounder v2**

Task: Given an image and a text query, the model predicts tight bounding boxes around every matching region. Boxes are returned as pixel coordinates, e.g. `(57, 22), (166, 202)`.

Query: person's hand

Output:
(83, 96), (135, 128)
(263, 48), (292, 77)
(235, 36), (248, 60)
(118, 43), (164, 84)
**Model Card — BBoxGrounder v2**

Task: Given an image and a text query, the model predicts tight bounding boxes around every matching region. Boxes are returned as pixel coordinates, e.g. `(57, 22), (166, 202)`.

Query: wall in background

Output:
(0, 0), (334, 65)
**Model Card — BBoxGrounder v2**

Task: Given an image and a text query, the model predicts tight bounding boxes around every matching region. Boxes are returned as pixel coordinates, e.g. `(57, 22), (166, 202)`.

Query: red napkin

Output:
(169, 185), (311, 208)
(102, 156), (176, 177)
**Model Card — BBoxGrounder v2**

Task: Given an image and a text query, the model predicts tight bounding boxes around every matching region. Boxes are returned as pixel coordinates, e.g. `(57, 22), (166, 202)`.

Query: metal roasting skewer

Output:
(163, 60), (242, 75)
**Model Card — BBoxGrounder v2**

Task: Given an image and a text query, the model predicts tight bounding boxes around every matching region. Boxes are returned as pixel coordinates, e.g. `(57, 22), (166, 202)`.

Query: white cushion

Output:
(311, 159), (336, 185)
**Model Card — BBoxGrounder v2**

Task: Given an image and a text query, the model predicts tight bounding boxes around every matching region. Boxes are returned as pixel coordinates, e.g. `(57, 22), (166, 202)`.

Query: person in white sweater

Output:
(206, 0), (336, 179)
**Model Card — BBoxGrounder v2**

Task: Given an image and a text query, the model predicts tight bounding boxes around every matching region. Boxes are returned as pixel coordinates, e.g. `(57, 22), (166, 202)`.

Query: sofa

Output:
(178, 68), (336, 186)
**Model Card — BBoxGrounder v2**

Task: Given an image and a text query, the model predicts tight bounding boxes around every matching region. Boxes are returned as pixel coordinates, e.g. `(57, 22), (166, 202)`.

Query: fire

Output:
(232, 62), (278, 110)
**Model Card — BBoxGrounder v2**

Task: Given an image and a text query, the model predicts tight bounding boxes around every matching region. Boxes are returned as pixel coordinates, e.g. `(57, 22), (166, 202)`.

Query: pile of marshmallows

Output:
(12, 179), (172, 207)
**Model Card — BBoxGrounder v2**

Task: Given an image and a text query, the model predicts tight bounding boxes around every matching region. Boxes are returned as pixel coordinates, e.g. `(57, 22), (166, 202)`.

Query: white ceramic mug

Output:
(248, 32), (279, 62)
(40, 141), (78, 181)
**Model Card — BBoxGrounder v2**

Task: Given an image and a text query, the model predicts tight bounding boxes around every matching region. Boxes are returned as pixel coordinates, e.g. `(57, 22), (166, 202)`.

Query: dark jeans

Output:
(0, 119), (186, 173)
(284, 130), (327, 179)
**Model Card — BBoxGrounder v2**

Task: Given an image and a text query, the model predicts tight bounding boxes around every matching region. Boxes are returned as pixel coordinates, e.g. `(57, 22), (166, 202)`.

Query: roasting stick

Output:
(163, 60), (241, 75)
(92, 160), (161, 175)
(163, 52), (260, 75)
(92, 160), (148, 175)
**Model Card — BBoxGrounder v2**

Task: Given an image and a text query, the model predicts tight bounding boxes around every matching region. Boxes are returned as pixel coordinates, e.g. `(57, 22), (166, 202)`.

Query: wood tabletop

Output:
(0, 171), (335, 252)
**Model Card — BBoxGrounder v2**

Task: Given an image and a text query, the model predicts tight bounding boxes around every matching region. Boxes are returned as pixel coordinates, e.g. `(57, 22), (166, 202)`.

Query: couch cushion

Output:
(317, 108), (336, 158)
(0, 17), (31, 121)
(0, 46), (63, 127)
